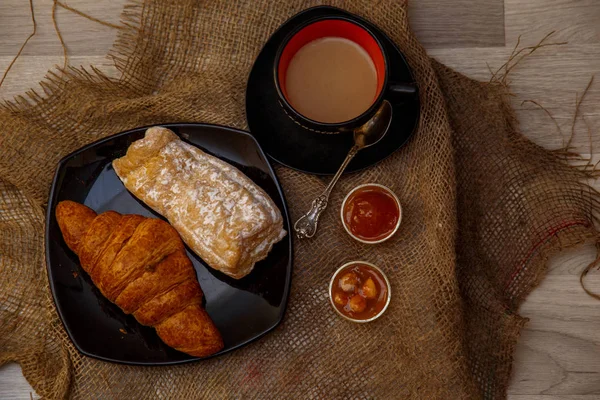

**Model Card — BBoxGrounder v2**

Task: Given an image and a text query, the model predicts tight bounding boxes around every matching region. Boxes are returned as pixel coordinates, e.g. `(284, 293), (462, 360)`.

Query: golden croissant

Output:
(55, 200), (223, 357)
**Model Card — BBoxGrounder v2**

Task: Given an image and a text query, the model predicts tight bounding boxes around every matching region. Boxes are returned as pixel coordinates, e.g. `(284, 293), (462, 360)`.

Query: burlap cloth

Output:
(1, 0), (598, 399)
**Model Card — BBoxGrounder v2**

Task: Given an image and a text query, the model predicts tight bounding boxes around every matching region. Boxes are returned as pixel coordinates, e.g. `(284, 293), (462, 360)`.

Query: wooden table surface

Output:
(1, 1), (599, 399)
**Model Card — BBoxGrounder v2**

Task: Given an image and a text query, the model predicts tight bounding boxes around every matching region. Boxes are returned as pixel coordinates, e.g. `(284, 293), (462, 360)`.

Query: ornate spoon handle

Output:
(294, 145), (360, 239)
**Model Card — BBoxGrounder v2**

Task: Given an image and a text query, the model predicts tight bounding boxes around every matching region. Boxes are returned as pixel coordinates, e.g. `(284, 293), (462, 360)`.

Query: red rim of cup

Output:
(276, 18), (387, 125)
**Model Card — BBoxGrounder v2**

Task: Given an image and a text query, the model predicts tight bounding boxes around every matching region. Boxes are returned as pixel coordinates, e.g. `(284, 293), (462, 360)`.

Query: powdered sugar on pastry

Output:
(113, 127), (286, 279)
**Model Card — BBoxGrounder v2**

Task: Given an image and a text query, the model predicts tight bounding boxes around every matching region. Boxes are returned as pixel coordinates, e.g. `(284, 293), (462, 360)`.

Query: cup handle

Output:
(386, 82), (418, 103)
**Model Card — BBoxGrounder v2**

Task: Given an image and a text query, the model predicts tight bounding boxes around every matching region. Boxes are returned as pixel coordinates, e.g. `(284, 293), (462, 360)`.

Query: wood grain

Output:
(505, 0), (600, 47)
(407, 0), (505, 48)
(0, 0), (123, 56)
(0, 364), (40, 399)
(0, 55), (119, 99)
(429, 44), (600, 150)
(1, 0), (599, 399)
(509, 248), (600, 397)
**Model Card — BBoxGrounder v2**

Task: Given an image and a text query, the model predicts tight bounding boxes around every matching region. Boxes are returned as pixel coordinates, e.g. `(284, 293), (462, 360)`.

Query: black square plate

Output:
(45, 123), (292, 365)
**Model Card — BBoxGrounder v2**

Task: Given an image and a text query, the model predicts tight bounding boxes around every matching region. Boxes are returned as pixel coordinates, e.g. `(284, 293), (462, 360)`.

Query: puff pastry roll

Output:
(113, 127), (286, 279)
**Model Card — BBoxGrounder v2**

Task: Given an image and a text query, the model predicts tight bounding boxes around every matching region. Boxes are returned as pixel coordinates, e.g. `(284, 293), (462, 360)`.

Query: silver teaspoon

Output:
(293, 100), (393, 239)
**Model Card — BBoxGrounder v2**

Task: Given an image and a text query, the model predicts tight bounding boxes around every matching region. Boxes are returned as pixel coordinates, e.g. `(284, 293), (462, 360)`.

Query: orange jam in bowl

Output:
(329, 261), (390, 322)
(341, 183), (401, 243)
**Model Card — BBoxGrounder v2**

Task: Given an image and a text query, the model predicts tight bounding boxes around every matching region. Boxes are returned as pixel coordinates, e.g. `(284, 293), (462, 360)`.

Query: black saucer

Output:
(246, 6), (420, 175)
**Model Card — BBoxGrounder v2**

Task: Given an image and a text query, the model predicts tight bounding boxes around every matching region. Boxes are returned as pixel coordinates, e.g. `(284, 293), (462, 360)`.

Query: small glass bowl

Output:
(329, 260), (391, 323)
(340, 183), (402, 244)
